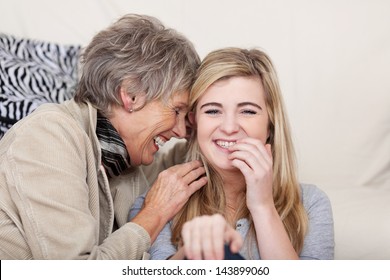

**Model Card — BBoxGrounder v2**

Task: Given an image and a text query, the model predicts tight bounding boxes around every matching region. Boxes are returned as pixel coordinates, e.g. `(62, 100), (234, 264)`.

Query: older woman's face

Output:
(194, 76), (269, 171)
(113, 92), (189, 166)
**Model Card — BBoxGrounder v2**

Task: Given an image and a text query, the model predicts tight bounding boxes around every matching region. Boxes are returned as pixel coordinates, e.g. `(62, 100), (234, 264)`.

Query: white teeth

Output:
(216, 140), (236, 148)
(154, 136), (166, 148)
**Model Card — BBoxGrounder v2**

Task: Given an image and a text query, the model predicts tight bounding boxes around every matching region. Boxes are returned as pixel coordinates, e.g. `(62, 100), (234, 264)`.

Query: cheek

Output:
(243, 120), (269, 143)
(197, 132), (207, 152)
(196, 119), (215, 153)
(150, 113), (177, 133)
(162, 112), (178, 129)
(196, 116), (212, 138)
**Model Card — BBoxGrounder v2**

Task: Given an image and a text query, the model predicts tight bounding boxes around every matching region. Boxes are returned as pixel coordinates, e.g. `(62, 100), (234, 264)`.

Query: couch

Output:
(1, 0), (389, 260)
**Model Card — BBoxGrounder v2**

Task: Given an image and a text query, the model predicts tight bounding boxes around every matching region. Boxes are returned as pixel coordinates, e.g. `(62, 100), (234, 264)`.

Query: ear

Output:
(187, 111), (196, 125)
(120, 86), (146, 112)
(185, 111), (197, 141)
(120, 87), (136, 111)
(266, 128), (273, 144)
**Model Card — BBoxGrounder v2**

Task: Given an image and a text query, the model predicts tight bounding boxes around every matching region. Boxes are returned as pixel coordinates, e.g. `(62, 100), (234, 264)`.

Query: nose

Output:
(220, 113), (239, 134)
(172, 114), (187, 138)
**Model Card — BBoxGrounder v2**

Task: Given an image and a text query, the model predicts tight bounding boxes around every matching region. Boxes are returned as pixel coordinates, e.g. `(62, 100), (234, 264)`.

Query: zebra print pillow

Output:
(0, 33), (81, 138)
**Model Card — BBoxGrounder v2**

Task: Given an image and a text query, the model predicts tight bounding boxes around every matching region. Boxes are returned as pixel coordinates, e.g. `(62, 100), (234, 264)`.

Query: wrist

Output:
(131, 205), (167, 243)
(248, 202), (279, 221)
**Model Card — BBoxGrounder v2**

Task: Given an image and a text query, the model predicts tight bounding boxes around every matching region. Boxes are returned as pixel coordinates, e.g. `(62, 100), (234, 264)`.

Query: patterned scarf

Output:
(96, 113), (131, 178)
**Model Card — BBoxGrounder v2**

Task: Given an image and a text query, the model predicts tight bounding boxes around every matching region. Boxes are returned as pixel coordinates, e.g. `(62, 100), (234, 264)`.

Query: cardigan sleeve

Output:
(129, 192), (176, 260)
(2, 104), (150, 259)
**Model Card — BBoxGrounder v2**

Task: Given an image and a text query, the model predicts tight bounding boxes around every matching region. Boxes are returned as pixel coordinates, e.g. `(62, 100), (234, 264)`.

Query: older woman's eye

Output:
(172, 108), (182, 116)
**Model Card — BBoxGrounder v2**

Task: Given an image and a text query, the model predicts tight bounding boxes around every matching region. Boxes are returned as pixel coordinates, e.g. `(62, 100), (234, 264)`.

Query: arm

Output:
(5, 111), (134, 258)
(229, 138), (298, 259)
(5, 110), (151, 259)
(129, 194), (177, 260)
(299, 184), (335, 260)
(249, 203), (299, 259)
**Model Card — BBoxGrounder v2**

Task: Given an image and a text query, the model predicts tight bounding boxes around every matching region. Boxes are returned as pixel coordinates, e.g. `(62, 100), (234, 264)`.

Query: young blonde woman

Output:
(130, 47), (334, 260)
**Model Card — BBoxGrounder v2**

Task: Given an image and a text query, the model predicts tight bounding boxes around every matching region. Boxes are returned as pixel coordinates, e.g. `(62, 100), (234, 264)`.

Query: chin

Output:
(141, 158), (153, 166)
(212, 160), (236, 171)
(221, 165), (237, 171)
(142, 155), (156, 166)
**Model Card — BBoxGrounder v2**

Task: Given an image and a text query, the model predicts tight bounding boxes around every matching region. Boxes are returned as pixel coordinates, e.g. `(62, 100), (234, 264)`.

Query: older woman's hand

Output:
(181, 214), (243, 260)
(132, 160), (207, 242)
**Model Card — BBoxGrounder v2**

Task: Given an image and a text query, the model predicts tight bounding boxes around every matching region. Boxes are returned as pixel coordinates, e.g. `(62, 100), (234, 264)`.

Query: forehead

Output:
(168, 91), (189, 107)
(199, 76), (265, 103)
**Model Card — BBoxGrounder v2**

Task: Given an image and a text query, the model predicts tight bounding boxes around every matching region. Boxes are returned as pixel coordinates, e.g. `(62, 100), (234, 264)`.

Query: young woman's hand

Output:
(180, 214), (243, 260)
(228, 138), (299, 259)
(228, 138), (274, 210)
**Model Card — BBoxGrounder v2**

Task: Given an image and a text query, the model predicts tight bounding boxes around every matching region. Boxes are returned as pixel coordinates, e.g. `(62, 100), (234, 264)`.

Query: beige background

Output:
(1, 0), (389, 259)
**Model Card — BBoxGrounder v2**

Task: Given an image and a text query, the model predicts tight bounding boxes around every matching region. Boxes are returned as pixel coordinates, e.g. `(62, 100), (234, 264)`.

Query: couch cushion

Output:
(0, 33), (81, 138)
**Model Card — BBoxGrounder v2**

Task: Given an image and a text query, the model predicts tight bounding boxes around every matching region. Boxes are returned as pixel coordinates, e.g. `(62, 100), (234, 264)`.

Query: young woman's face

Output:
(115, 92), (189, 166)
(195, 76), (269, 171)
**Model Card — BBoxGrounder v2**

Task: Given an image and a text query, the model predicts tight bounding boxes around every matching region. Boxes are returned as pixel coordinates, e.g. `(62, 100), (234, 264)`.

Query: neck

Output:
(220, 169), (246, 224)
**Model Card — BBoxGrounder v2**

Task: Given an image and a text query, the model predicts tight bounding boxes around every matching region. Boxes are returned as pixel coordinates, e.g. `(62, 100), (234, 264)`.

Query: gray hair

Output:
(74, 14), (200, 116)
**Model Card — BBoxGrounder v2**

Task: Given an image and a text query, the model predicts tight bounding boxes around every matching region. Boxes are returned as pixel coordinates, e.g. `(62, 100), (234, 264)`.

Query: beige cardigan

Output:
(0, 99), (153, 259)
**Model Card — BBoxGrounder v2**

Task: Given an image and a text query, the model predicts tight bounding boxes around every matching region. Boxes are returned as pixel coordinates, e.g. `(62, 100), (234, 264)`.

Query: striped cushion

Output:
(0, 33), (81, 138)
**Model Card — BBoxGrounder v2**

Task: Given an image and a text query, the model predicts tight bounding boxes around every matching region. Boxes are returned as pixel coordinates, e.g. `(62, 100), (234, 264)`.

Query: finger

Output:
(183, 218), (202, 260)
(231, 158), (253, 178)
(170, 160), (203, 177)
(229, 149), (259, 169)
(229, 149), (270, 178)
(225, 227), (243, 254)
(233, 138), (272, 165)
(188, 176), (208, 194)
(229, 142), (262, 165)
(210, 215), (227, 260)
(182, 165), (206, 185)
(201, 223), (215, 260)
(229, 142), (272, 169)
(194, 214), (225, 260)
(231, 152), (272, 186)
(182, 221), (193, 259)
(190, 222), (203, 260)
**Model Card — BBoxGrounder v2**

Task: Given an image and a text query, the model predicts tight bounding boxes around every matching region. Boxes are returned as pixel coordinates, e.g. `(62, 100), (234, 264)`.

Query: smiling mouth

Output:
(215, 140), (236, 149)
(154, 136), (166, 149)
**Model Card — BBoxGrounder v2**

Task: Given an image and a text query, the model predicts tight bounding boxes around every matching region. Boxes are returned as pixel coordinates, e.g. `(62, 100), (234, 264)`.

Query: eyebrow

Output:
(200, 102), (262, 110)
(174, 102), (189, 109)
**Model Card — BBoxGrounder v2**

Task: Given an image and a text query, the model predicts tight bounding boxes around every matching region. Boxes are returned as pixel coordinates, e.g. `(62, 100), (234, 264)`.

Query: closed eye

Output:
(241, 109), (257, 115)
(205, 109), (220, 115)
(173, 105), (188, 117)
(238, 102), (262, 115)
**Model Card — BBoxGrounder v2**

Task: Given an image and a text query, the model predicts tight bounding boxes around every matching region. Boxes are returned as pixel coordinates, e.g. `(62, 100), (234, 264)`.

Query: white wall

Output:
(1, 0), (390, 259)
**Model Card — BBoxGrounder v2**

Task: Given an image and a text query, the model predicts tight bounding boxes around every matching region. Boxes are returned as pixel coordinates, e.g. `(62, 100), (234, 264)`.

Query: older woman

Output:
(0, 14), (206, 259)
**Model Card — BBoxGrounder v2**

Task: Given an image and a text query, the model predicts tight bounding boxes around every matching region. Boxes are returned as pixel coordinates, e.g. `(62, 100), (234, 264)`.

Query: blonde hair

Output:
(172, 47), (308, 255)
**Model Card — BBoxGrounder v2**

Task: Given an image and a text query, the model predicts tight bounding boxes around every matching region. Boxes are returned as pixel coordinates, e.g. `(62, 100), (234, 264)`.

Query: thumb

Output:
(224, 226), (243, 254)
